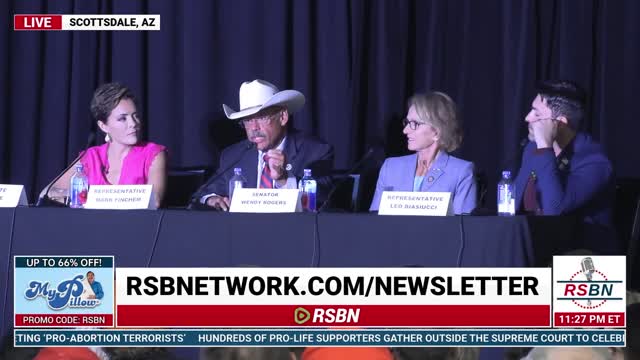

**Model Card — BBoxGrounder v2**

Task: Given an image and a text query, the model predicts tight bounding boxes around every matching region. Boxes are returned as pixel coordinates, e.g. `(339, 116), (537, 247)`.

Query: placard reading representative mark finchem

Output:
(14, 256), (114, 327)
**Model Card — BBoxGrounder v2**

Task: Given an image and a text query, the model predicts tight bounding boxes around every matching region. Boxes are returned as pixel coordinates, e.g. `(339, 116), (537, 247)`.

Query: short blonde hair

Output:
(408, 92), (463, 152)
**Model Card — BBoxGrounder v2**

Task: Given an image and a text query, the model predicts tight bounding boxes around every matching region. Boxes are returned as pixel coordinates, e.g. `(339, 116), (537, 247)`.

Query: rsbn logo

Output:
(24, 275), (100, 310)
(557, 257), (623, 309)
(294, 307), (360, 325)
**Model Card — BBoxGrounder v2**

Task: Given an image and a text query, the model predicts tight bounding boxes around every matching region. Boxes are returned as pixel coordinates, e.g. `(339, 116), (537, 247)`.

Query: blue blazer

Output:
(514, 133), (616, 252)
(369, 152), (477, 214)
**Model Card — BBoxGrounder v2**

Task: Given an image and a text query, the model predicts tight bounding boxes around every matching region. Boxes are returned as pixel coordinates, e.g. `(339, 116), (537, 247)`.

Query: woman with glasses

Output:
(369, 92), (477, 214)
(41, 83), (167, 208)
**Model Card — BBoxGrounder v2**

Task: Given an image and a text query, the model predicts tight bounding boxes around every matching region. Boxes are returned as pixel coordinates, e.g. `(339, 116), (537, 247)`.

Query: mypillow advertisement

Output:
(14, 256), (114, 327)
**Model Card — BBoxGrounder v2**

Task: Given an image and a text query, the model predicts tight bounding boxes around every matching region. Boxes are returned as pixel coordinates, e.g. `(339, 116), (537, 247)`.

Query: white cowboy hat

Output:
(223, 79), (305, 120)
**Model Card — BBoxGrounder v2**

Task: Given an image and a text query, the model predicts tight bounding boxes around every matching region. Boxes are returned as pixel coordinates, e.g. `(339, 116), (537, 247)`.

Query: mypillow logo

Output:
(24, 275), (101, 310)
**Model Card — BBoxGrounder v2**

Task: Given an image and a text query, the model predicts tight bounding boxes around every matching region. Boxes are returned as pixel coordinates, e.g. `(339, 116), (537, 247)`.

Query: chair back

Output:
(165, 166), (209, 208)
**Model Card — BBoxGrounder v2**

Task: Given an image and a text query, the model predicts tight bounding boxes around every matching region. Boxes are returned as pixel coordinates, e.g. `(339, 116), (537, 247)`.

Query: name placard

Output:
(378, 191), (452, 216)
(0, 184), (28, 207)
(85, 185), (156, 210)
(229, 188), (301, 213)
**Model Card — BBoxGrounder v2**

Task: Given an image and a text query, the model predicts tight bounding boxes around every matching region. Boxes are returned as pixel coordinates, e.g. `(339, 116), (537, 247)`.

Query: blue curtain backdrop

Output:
(1, 0), (639, 205)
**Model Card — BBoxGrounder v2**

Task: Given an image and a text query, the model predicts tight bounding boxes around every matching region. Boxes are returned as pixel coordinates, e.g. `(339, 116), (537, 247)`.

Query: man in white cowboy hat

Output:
(192, 79), (334, 210)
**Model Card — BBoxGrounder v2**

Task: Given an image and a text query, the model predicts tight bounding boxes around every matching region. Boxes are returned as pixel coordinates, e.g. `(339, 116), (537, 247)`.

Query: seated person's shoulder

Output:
(83, 143), (105, 157)
(576, 135), (612, 168)
(140, 142), (167, 157)
(142, 141), (167, 151)
(296, 131), (332, 147)
(291, 132), (333, 159)
(382, 154), (414, 168)
(446, 154), (474, 170)
(80, 144), (106, 167)
(222, 140), (254, 155)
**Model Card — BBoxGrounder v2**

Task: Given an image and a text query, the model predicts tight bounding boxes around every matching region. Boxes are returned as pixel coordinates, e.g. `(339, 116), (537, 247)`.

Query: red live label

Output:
(14, 15), (62, 30)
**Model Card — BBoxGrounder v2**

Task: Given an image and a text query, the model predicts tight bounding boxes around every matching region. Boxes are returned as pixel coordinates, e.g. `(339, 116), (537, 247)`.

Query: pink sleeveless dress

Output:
(80, 142), (166, 185)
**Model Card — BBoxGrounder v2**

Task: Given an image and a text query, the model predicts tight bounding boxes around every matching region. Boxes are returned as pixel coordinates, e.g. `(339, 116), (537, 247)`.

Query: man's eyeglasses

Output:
(240, 114), (276, 128)
(239, 111), (280, 128)
(402, 118), (425, 130)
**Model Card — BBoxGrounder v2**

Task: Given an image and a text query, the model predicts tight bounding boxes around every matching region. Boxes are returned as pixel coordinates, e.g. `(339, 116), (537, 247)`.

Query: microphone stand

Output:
(188, 142), (255, 210)
(318, 148), (375, 212)
(36, 133), (96, 207)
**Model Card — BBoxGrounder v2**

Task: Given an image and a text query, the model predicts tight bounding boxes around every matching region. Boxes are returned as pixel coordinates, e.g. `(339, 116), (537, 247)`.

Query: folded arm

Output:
(526, 148), (612, 215)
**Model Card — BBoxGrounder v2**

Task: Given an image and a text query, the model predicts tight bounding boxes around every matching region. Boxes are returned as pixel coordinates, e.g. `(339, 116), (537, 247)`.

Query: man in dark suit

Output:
(192, 79), (334, 210)
(515, 80), (617, 253)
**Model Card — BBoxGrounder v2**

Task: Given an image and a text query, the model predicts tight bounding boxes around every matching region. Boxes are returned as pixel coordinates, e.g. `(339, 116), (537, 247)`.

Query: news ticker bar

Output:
(14, 15), (160, 31)
(14, 329), (625, 347)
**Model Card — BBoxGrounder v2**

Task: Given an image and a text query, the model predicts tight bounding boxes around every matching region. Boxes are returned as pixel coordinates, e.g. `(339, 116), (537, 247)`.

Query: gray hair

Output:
(408, 92), (463, 152)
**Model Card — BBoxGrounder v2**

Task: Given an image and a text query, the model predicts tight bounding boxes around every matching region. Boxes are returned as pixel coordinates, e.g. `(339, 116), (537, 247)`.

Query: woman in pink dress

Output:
(42, 83), (167, 207)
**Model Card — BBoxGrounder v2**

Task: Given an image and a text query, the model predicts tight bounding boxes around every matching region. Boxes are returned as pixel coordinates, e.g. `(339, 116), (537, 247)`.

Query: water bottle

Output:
(228, 168), (247, 201)
(68, 163), (89, 208)
(298, 169), (317, 212)
(497, 170), (516, 216)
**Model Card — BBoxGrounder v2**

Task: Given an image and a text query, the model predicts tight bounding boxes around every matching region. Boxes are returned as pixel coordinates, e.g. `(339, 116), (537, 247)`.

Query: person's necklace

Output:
(417, 159), (432, 176)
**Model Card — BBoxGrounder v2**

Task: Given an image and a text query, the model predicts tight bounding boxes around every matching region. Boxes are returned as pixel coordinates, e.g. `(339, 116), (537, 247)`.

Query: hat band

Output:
(238, 104), (263, 112)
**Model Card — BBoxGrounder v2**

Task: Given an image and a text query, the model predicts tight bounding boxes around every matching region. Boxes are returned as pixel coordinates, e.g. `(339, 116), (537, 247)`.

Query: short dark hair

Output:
(537, 80), (586, 130)
(90, 82), (136, 123)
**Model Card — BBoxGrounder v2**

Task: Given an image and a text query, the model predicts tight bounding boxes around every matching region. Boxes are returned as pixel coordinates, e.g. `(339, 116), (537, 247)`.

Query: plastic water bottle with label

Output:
(298, 169), (317, 212)
(68, 163), (89, 208)
(228, 168), (247, 201)
(497, 170), (516, 216)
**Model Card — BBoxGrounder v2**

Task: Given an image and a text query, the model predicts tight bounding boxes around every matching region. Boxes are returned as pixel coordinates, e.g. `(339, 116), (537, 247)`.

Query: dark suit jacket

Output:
(514, 133), (617, 253)
(193, 130), (334, 206)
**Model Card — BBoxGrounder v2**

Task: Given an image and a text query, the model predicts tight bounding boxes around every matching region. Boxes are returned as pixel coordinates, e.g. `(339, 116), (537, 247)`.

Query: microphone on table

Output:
(187, 142), (256, 210)
(36, 132), (96, 207)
